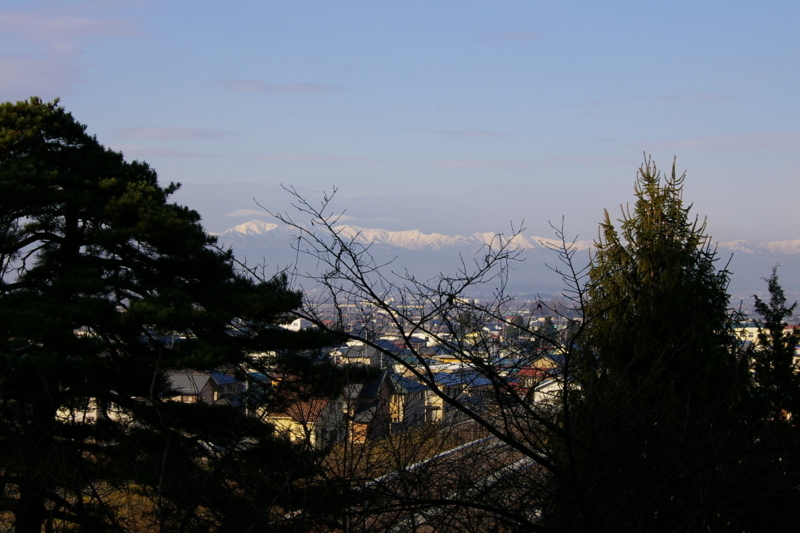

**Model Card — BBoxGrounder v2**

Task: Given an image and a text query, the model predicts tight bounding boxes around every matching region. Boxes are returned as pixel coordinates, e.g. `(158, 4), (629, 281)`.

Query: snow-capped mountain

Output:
(215, 220), (799, 299)
(219, 220), (279, 236)
(716, 239), (800, 255)
(218, 220), (596, 253)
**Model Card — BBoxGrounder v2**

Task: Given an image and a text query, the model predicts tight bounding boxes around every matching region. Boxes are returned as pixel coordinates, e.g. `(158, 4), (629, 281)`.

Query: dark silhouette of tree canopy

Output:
(583, 158), (740, 399)
(737, 268), (800, 532)
(751, 266), (800, 420)
(542, 159), (752, 531)
(0, 98), (341, 532)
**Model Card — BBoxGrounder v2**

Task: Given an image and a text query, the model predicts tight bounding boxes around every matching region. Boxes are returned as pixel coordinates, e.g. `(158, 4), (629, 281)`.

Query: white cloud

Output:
(225, 209), (267, 218)
(109, 145), (219, 159)
(650, 132), (800, 151)
(0, 7), (141, 97)
(567, 91), (732, 108)
(115, 127), (238, 140)
(0, 55), (82, 97)
(0, 10), (139, 49)
(250, 153), (384, 164)
(323, 214), (358, 223)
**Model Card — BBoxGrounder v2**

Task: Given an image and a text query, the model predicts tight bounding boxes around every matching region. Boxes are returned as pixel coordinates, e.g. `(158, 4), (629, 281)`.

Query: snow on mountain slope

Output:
(217, 220), (598, 252)
(716, 239), (800, 255)
(764, 240), (800, 254)
(217, 220), (799, 256)
(219, 220), (279, 236)
(332, 225), (469, 250)
(213, 220), (800, 298)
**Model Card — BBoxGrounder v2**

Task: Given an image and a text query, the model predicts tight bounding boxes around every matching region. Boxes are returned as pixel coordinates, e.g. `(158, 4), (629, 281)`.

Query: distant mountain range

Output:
(215, 220), (800, 301)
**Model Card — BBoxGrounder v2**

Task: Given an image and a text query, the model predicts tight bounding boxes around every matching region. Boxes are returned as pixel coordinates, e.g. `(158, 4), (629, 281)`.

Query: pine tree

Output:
(0, 98), (340, 532)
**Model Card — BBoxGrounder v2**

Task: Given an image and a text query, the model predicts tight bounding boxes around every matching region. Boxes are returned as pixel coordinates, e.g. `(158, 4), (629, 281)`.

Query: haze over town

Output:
(2, 1), (798, 245)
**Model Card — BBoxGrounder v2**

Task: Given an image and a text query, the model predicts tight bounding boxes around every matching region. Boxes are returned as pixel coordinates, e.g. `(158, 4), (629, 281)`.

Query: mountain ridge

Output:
(215, 220), (800, 299)
(217, 219), (800, 255)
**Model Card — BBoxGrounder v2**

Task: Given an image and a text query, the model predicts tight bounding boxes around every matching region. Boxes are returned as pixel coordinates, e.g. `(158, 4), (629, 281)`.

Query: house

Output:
(388, 370), (495, 429)
(269, 397), (346, 448)
(166, 370), (244, 407)
(167, 371), (212, 403)
(58, 370), (226, 426)
(391, 374), (442, 427)
(507, 356), (564, 408)
(265, 371), (397, 448)
(202, 372), (244, 407)
(348, 370), (395, 442)
(432, 371), (493, 423)
(514, 356), (559, 389)
(280, 317), (315, 332)
(56, 397), (131, 425)
(529, 377), (562, 406)
(337, 339), (408, 368)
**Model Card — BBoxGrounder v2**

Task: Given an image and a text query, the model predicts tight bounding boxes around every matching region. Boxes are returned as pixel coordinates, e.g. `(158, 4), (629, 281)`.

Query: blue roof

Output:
(432, 371), (493, 388)
(391, 374), (429, 394)
(209, 372), (240, 385)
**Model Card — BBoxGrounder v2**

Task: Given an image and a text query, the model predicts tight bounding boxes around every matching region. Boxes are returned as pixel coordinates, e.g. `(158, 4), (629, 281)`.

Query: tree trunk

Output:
(14, 395), (57, 533)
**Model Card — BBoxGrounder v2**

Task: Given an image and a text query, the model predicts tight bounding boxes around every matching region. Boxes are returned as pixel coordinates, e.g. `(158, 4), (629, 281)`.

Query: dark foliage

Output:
(0, 98), (343, 532)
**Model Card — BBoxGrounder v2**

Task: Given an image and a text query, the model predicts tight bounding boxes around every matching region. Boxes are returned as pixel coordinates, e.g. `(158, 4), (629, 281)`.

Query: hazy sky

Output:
(2, 0), (799, 242)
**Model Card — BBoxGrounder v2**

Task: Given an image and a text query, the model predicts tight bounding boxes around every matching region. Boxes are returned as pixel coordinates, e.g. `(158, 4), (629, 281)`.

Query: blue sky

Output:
(2, 0), (799, 242)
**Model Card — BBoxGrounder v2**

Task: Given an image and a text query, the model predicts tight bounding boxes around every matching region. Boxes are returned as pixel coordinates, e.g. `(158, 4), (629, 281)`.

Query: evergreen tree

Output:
(0, 98), (339, 532)
(729, 268), (800, 532)
(545, 158), (749, 532)
(751, 266), (800, 420)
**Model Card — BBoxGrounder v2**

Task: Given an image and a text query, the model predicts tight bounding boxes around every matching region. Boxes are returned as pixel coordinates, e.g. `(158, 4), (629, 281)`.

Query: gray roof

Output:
(167, 371), (210, 395)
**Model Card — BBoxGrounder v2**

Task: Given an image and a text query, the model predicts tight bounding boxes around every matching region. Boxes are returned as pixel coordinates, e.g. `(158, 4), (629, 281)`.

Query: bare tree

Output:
(257, 187), (590, 532)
